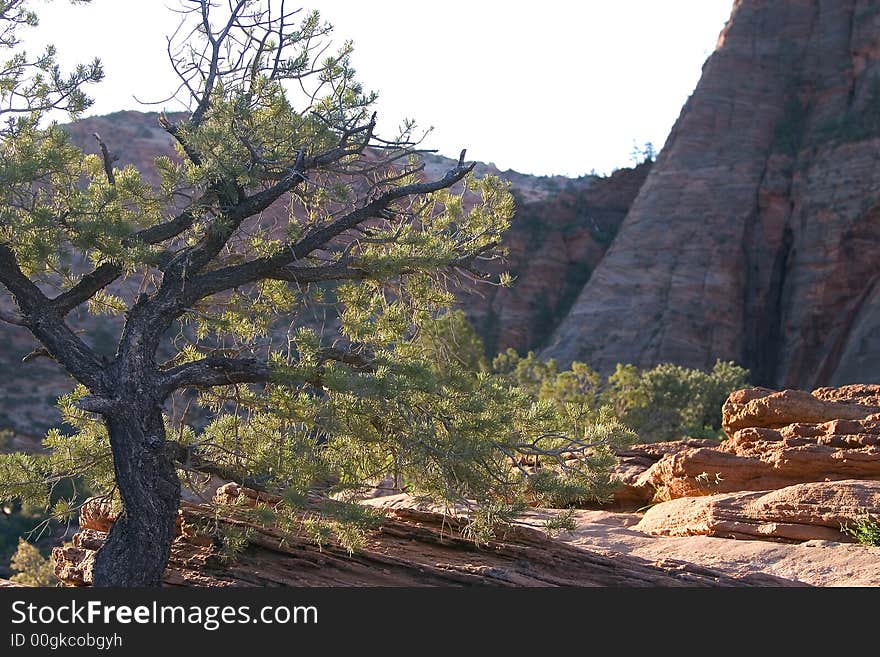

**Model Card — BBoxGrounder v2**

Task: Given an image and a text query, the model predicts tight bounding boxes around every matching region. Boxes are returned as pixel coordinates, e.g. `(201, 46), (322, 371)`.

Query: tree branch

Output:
(160, 355), (274, 394)
(49, 204), (204, 317)
(93, 132), (116, 186)
(0, 244), (105, 388)
(158, 113), (202, 166)
(187, 156), (475, 301)
(168, 441), (271, 493)
(50, 262), (120, 316)
(159, 346), (374, 396)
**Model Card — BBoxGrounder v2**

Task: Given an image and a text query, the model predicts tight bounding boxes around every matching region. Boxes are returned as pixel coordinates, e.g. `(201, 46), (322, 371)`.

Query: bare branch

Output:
(21, 346), (52, 363)
(158, 113), (202, 166)
(93, 133), (117, 186)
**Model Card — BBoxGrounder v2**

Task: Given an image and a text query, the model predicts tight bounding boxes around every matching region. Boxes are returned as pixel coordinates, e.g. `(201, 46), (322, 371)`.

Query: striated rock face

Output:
(52, 487), (791, 587)
(456, 162), (651, 355)
(544, 0), (880, 389)
(635, 480), (880, 543)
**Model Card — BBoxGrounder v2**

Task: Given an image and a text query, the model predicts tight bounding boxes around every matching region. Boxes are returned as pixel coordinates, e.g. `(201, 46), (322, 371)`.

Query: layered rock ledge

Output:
(51, 493), (793, 588)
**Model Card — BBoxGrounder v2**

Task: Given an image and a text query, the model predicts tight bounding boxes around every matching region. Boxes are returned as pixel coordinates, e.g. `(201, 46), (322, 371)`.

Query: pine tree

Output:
(0, 1), (634, 586)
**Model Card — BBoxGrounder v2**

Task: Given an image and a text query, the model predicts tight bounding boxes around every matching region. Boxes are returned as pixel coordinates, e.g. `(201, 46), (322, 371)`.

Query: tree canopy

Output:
(0, 1), (634, 586)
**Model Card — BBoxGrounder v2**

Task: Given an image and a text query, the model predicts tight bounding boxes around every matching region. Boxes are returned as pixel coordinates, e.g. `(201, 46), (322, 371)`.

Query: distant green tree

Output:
(603, 360), (750, 442)
(9, 538), (56, 587)
(492, 351), (749, 444)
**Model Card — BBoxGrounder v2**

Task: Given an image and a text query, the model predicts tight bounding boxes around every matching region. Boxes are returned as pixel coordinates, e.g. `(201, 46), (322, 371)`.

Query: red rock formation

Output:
(606, 439), (720, 509)
(721, 387), (880, 436)
(812, 383), (880, 406)
(635, 480), (880, 543)
(78, 497), (117, 533)
(456, 163), (651, 355)
(52, 489), (790, 587)
(633, 386), (880, 500)
(544, 0), (880, 389)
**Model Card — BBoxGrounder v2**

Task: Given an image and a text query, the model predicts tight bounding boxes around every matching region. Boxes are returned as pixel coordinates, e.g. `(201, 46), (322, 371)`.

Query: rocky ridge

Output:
(51, 485), (791, 588)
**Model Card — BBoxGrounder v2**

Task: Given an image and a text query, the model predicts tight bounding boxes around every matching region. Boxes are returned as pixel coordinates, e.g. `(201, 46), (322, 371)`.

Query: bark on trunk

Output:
(92, 406), (180, 587)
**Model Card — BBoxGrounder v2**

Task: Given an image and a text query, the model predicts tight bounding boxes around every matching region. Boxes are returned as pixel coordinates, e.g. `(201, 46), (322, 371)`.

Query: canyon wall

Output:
(544, 0), (880, 388)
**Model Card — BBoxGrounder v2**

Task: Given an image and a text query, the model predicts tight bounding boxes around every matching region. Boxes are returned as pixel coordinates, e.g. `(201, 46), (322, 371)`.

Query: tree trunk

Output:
(92, 406), (180, 587)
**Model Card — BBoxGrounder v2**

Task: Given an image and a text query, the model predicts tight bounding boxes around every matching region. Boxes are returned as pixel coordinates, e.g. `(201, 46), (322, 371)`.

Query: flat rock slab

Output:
(547, 510), (880, 588)
(634, 479), (880, 543)
(53, 495), (794, 588)
(371, 494), (880, 587)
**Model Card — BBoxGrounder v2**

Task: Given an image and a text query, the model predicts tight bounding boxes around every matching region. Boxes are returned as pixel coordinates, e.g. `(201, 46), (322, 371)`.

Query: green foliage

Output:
(0, 387), (113, 517)
(414, 310), (489, 374)
(493, 350), (602, 410)
(841, 514), (880, 547)
(216, 525), (255, 564)
(493, 352), (749, 444)
(9, 538), (56, 587)
(0, 500), (42, 576)
(542, 508), (577, 537)
(602, 359), (749, 443)
(0, 0), (644, 563)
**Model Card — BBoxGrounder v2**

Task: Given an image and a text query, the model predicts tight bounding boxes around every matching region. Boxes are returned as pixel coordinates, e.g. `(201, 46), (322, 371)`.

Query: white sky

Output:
(26, 0), (733, 177)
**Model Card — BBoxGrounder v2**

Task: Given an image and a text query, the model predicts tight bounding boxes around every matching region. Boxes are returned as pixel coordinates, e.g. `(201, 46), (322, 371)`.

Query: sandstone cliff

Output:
(544, 0), (880, 388)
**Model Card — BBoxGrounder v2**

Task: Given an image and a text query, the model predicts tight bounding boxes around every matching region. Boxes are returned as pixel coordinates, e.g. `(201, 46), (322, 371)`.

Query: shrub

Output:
(9, 539), (57, 587)
(842, 514), (880, 547)
(603, 360), (750, 443)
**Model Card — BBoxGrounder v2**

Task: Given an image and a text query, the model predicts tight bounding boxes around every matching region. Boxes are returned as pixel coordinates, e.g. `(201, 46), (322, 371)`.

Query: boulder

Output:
(635, 480), (880, 544)
(608, 439), (720, 508)
(721, 388), (880, 438)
